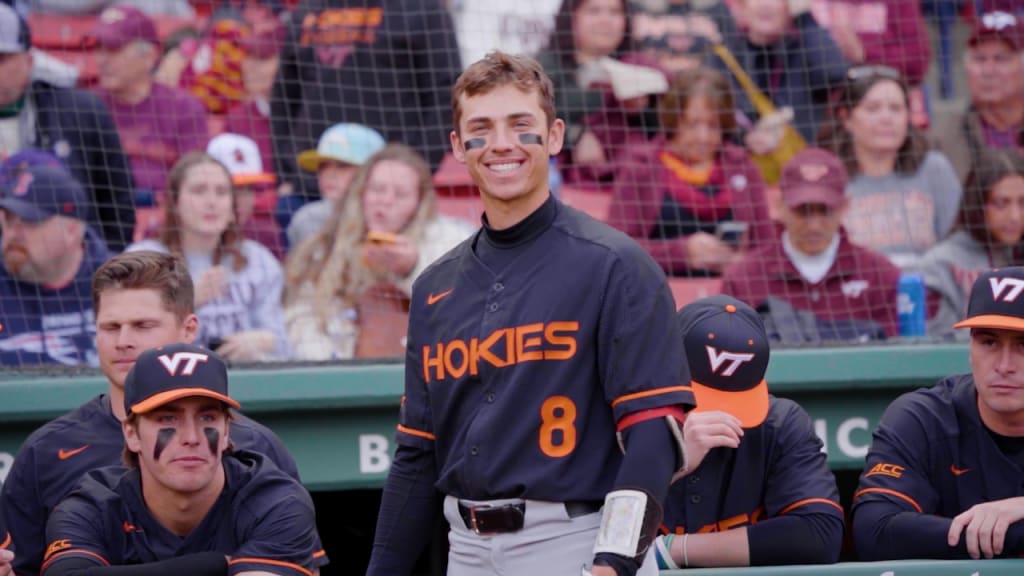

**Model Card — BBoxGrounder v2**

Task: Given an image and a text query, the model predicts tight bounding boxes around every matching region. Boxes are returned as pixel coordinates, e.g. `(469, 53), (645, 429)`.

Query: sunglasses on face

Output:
(846, 64), (902, 83)
(981, 11), (1018, 32)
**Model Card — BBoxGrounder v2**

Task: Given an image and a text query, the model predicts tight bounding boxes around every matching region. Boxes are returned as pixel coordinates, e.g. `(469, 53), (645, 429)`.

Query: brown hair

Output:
(451, 51), (557, 135)
(285, 144), (438, 326)
(547, 0), (633, 68)
(93, 251), (194, 321)
(658, 67), (737, 141)
(959, 149), (1024, 249)
(160, 152), (248, 272)
(816, 71), (929, 176)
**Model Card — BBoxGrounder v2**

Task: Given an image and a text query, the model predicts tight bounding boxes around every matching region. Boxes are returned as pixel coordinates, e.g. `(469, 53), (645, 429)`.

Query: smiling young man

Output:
(366, 51), (693, 576)
(853, 266), (1024, 560)
(0, 251), (306, 576)
(41, 343), (324, 576)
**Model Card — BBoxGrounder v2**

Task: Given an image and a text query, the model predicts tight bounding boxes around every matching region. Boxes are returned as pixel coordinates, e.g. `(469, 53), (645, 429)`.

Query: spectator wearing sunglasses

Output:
(931, 11), (1024, 184)
(807, 0), (930, 86)
(817, 64), (962, 270)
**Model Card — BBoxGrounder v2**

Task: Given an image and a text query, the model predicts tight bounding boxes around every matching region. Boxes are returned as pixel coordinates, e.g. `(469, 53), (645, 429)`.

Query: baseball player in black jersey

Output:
(366, 51), (694, 576)
(854, 266), (1024, 560)
(42, 343), (324, 576)
(1, 251), (312, 576)
(653, 295), (843, 569)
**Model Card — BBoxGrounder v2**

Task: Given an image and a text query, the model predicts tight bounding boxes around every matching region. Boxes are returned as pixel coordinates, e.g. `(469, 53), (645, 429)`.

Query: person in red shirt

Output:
(720, 147), (900, 339)
(607, 66), (771, 277)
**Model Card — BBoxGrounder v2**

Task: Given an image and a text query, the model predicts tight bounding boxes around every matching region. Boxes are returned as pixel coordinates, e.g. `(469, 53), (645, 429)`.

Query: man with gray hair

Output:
(932, 11), (1024, 183)
(92, 4), (209, 201)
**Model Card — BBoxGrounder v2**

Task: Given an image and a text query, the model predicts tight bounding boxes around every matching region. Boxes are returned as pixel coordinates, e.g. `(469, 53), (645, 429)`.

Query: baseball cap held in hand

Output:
(124, 343), (240, 416)
(679, 295), (770, 428)
(954, 267), (1024, 332)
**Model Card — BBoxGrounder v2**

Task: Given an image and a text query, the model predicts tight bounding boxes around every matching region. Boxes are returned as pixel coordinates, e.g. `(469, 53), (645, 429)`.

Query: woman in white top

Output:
(127, 151), (289, 361)
(284, 144), (473, 360)
(817, 65), (962, 269)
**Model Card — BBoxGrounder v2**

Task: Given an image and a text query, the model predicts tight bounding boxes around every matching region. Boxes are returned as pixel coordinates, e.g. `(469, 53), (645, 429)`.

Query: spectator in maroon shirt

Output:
(808, 0), (931, 86)
(931, 11), (1024, 183)
(721, 148), (900, 337)
(223, 3), (284, 173)
(92, 5), (209, 203)
(608, 66), (772, 277)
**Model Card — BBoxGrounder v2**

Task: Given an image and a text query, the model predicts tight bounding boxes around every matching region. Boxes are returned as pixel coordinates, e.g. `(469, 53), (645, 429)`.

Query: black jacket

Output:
(271, 0), (462, 195)
(30, 81), (134, 251)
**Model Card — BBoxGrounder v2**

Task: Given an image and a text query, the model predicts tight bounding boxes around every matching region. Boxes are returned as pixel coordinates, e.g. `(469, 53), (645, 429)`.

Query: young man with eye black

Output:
(1, 251), (308, 576)
(366, 51), (694, 576)
(41, 343), (326, 576)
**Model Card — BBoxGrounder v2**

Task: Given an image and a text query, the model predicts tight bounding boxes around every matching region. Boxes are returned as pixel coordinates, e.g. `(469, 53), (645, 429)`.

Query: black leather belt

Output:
(458, 500), (602, 534)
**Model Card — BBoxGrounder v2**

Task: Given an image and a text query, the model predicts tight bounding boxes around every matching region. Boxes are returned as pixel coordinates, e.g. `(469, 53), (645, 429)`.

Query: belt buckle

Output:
(469, 505), (493, 535)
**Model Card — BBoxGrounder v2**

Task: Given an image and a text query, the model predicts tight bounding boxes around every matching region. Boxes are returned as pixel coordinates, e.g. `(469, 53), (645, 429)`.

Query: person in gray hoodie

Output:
(918, 150), (1024, 339)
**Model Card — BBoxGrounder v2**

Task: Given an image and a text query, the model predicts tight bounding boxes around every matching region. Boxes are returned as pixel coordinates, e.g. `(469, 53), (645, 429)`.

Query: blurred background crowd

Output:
(0, 0), (1021, 368)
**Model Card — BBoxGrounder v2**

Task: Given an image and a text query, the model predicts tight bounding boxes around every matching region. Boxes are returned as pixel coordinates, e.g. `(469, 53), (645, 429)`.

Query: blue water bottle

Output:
(898, 273), (926, 337)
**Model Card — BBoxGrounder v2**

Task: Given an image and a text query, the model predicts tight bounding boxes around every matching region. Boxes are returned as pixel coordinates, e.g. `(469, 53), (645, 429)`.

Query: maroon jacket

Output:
(809, 0), (931, 85)
(720, 229), (901, 336)
(608, 139), (773, 276)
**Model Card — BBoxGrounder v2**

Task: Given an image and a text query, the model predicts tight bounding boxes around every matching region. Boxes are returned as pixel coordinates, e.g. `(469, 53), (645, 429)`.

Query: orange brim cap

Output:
(691, 379), (769, 429)
(953, 314), (1024, 331)
(130, 387), (240, 414)
(232, 173), (277, 186)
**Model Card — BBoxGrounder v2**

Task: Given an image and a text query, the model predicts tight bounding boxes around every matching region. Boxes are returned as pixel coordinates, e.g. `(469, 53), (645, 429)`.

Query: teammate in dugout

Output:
(653, 295), (843, 569)
(0, 251), (318, 576)
(853, 265), (1024, 560)
(366, 51), (694, 576)
(1, 516), (12, 576)
(42, 343), (324, 576)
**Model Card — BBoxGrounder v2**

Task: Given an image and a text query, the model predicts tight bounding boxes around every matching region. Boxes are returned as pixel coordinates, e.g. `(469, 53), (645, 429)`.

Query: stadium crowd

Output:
(0, 1), (1023, 575)
(0, 0), (1020, 366)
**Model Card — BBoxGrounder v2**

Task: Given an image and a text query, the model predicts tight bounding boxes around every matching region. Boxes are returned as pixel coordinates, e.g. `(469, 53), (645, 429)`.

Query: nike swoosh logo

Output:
(58, 445), (89, 460)
(427, 289), (453, 305)
(950, 464), (972, 476)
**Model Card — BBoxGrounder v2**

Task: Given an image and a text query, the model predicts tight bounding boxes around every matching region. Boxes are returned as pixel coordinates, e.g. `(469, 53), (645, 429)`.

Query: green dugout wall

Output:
(0, 343), (972, 491)
(6, 343), (1024, 574)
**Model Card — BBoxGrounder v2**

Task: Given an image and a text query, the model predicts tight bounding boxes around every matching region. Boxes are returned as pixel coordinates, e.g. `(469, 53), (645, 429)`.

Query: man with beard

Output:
(0, 162), (110, 366)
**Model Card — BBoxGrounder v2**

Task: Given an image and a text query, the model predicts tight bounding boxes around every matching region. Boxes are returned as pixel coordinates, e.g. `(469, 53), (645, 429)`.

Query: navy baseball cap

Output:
(0, 4), (30, 54)
(954, 267), (1024, 331)
(124, 343), (240, 416)
(679, 295), (770, 428)
(0, 164), (87, 222)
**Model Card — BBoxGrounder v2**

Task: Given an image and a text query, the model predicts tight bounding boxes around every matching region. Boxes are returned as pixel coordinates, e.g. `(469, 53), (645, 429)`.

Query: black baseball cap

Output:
(0, 164), (88, 222)
(678, 295), (770, 428)
(954, 267), (1024, 331)
(124, 343), (240, 416)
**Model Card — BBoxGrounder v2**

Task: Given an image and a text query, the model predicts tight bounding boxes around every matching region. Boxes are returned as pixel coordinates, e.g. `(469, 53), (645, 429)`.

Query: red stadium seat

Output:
(668, 277), (722, 309)
(561, 187), (611, 222)
(433, 152), (475, 196)
(436, 195), (483, 227)
(29, 14), (197, 50)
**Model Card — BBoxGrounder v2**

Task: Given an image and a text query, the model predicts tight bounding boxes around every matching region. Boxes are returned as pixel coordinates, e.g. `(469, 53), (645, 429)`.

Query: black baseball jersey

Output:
(398, 197), (693, 501)
(41, 451), (323, 576)
(662, 397), (842, 534)
(853, 374), (1024, 551)
(1, 395), (303, 576)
